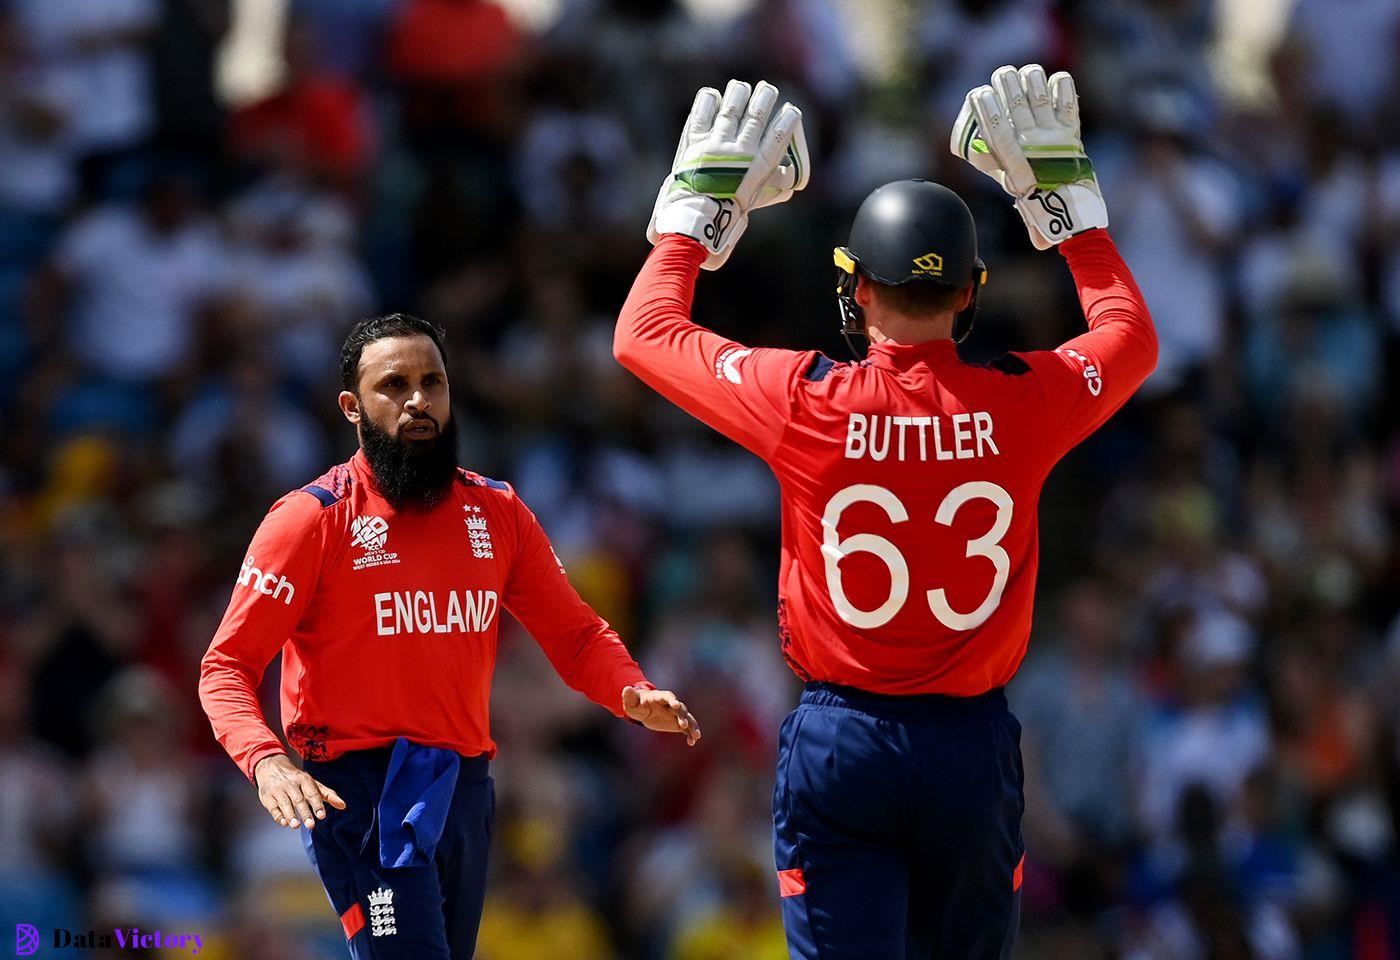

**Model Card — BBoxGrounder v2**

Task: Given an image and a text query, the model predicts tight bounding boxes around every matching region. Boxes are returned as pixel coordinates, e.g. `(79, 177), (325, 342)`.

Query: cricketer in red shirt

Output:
(199, 317), (698, 795)
(615, 229), (1155, 696)
(198, 314), (700, 959)
(197, 317), (700, 960)
(617, 225), (1155, 960)
(626, 71), (1155, 960)
(200, 449), (673, 782)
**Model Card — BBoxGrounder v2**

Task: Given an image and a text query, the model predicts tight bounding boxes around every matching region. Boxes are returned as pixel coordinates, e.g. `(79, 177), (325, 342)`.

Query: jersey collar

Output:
(350, 449), (382, 497)
(350, 447), (472, 503)
(865, 338), (959, 371)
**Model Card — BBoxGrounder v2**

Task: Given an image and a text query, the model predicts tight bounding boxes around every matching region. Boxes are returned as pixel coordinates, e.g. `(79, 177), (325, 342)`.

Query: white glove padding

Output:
(648, 80), (808, 270)
(950, 64), (1107, 250)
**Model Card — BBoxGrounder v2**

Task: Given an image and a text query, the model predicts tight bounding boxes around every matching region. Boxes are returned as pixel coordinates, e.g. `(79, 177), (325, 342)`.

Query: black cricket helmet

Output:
(834, 179), (987, 353)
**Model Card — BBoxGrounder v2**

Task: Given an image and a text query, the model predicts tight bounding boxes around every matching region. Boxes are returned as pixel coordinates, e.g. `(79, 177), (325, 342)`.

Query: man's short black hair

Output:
(340, 313), (449, 392)
(868, 279), (969, 319)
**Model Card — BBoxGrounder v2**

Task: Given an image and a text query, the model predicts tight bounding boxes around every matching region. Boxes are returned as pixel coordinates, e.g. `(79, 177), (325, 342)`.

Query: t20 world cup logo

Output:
(16, 923), (39, 956)
(350, 515), (399, 570)
(351, 516), (390, 552)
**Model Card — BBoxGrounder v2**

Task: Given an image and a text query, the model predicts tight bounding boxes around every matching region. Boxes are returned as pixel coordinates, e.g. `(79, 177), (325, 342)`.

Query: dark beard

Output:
(358, 412), (460, 510)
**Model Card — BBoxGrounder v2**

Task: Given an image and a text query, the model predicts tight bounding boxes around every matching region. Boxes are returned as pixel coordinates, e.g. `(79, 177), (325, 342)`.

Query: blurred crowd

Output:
(0, 0), (1397, 957)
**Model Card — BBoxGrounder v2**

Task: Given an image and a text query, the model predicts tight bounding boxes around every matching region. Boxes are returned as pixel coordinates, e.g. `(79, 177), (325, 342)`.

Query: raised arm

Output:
(1021, 228), (1157, 453)
(614, 233), (816, 459)
(950, 65), (1157, 454)
(616, 79), (816, 460)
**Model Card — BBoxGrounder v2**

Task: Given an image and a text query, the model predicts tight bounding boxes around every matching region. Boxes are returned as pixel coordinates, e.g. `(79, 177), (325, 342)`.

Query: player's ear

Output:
(957, 283), (974, 311)
(854, 275), (875, 308)
(338, 390), (361, 424)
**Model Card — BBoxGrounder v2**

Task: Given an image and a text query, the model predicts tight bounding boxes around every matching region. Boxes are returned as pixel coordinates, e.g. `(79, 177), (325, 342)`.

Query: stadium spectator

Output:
(1096, 87), (1241, 393)
(12, 0), (159, 199)
(40, 171), (228, 389)
(229, 15), (376, 186)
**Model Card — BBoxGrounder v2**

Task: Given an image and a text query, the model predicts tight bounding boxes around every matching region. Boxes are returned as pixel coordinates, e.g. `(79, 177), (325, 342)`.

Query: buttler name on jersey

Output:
(844, 411), (999, 463)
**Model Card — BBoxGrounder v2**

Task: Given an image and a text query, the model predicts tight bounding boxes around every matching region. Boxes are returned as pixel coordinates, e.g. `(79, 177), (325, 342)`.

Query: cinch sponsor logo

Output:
(16, 924), (204, 955)
(1057, 347), (1103, 396)
(374, 590), (499, 636)
(237, 555), (295, 605)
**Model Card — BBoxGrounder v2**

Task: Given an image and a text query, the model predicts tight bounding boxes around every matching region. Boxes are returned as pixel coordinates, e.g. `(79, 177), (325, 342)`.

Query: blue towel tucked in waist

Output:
(377, 738), (460, 868)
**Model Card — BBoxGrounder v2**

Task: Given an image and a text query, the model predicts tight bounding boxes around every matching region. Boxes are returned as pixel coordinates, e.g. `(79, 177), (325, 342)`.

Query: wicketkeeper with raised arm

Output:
(615, 66), (1156, 959)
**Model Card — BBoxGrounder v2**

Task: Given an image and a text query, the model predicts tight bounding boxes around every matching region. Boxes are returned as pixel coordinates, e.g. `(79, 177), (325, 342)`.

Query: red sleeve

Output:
(613, 234), (817, 460)
(198, 492), (325, 782)
(1017, 229), (1158, 456)
(502, 489), (652, 717)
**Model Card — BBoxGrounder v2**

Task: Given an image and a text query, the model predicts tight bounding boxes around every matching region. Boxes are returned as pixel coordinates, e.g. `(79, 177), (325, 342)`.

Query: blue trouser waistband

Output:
(306, 742), (490, 869)
(800, 681), (1009, 721)
(304, 746), (490, 783)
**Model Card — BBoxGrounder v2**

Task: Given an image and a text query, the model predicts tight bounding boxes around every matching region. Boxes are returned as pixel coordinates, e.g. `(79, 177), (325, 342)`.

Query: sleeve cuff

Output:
(1059, 227), (1111, 256)
(656, 233), (708, 262)
(243, 743), (290, 784)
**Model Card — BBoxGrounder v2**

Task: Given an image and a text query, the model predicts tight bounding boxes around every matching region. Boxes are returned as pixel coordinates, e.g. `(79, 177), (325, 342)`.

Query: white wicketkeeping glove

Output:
(648, 79), (809, 270)
(950, 64), (1107, 250)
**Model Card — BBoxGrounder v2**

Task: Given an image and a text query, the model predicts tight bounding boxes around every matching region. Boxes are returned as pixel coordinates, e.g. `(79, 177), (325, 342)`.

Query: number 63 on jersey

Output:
(822, 481), (1014, 632)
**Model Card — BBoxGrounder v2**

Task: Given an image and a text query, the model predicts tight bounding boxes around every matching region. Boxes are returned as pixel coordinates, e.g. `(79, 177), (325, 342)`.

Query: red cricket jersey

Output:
(615, 230), (1156, 696)
(199, 451), (652, 781)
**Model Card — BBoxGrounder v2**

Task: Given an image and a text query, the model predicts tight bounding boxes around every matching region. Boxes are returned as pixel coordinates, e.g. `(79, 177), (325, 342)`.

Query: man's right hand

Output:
(254, 753), (347, 830)
(647, 79), (808, 270)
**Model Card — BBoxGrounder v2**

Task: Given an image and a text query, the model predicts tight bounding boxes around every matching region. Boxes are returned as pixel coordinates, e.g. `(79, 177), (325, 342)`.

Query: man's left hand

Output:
(950, 64), (1108, 249)
(623, 685), (702, 746)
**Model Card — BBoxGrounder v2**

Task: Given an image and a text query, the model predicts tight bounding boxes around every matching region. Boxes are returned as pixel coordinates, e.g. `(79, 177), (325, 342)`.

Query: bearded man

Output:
(199, 312), (699, 960)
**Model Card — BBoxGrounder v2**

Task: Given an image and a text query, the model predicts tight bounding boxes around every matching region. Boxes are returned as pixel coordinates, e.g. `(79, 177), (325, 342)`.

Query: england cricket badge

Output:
(464, 505), (494, 559)
(368, 886), (396, 937)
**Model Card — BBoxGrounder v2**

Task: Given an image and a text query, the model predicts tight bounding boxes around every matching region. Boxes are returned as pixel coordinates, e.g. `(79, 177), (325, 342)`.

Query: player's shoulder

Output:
(801, 352), (843, 383)
(457, 468), (512, 495)
(946, 351), (1061, 414)
(787, 351), (856, 392)
(257, 484), (338, 539)
(295, 460), (357, 510)
(797, 350), (1043, 388)
(456, 469), (532, 527)
(965, 352), (1037, 377)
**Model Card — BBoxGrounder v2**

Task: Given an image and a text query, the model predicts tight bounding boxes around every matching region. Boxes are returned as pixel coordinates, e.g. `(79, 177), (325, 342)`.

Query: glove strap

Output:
(1013, 182), (1108, 249)
(653, 195), (749, 269)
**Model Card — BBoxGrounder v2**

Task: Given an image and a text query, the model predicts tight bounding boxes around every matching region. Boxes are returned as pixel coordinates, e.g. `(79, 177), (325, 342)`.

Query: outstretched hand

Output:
(254, 753), (347, 830)
(623, 685), (702, 747)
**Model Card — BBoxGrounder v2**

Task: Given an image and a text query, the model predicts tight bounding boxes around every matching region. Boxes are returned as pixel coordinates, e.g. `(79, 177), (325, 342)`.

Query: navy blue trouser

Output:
(773, 682), (1025, 960)
(301, 748), (494, 959)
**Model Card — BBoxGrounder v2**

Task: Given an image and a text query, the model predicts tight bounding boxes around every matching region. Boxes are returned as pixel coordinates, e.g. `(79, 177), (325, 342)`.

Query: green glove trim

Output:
(1028, 155), (1096, 190)
(673, 167), (746, 198)
(676, 154), (756, 166)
